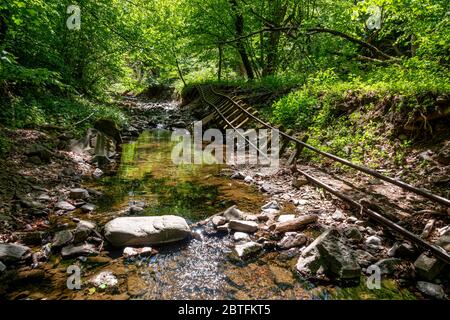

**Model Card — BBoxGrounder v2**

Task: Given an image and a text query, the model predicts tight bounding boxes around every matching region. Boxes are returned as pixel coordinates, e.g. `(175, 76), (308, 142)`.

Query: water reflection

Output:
(96, 129), (265, 222)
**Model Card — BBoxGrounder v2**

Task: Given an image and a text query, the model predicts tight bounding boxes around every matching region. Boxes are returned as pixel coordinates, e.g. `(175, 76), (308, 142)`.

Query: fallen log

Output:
(274, 214), (318, 233)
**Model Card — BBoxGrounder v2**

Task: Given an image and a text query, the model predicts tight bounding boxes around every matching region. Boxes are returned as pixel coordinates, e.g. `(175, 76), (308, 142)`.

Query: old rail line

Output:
(195, 85), (450, 265)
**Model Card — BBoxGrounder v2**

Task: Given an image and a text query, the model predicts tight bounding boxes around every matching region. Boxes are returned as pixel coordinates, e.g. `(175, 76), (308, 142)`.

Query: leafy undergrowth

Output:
(263, 63), (450, 169)
(331, 278), (417, 300)
(0, 92), (127, 157)
(182, 74), (304, 94)
(180, 75), (304, 106)
(190, 63), (450, 195)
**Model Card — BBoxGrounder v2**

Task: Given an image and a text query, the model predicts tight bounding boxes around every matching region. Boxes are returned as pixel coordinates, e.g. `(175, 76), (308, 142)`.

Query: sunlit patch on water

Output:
(135, 232), (232, 300)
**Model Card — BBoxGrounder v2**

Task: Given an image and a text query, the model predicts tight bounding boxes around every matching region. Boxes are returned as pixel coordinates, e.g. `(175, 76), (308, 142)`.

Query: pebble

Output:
(52, 230), (74, 247)
(78, 220), (97, 230)
(233, 242), (263, 259)
(416, 281), (446, 300)
(346, 216), (358, 223)
(86, 188), (103, 197)
(233, 232), (251, 242)
(61, 243), (98, 258)
(414, 253), (445, 281)
(90, 271), (118, 289)
(261, 201), (280, 211)
(388, 242), (417, 259)
(92, 168), (104, 179)
(261, 208), (279, 216)
(216, 223), (229, 232)
(332, 209), (345, 221)
(373, 258), (403, 275)
(123, 247), (153, 258)
(260, 183), (274, 193)
(277, 214), (296, 223)
(277, 232), (307, 249)
(357, 226), (366, 233)
(129, 206), (145, 214)
(81, 203), (96, 213)
(354, 249), (376, 267)
(0, 243), (31, 262)
(69, 188), (90, 200)
(212, 215), (227, 228)
(37, 194), (51, 202)
(365, 235), (382, 246)
(230, 172), (245, 180)
(55, 201), (76, 211)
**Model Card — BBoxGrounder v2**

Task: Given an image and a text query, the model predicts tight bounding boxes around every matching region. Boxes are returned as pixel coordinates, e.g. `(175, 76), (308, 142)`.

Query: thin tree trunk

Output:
(0, 9), (9, 43)
(218, 45), (223, 81)
(175, 58), (186, 87)
(230, 0), (255, 80)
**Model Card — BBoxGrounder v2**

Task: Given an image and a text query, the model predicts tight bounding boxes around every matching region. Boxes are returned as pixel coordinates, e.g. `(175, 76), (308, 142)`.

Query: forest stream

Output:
(2, 107), (419, 300)
(2, 0), (450, 305)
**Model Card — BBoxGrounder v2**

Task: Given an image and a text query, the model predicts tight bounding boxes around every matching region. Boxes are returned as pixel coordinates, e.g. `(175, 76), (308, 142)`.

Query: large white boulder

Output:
(104, 216), (191, 247)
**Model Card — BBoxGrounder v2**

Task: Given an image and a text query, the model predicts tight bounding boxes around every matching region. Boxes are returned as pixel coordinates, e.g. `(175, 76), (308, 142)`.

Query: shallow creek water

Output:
(5, 129), (416, 300)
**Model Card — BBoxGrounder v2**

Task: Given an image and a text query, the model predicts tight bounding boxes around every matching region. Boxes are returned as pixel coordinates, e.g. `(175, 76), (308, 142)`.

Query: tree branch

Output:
(306, 27), (401, 61)
(221, 24), (401, 62)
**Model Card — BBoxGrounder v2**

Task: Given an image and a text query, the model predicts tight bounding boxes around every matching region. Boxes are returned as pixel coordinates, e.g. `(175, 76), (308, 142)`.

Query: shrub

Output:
(272, 88), (319, 129)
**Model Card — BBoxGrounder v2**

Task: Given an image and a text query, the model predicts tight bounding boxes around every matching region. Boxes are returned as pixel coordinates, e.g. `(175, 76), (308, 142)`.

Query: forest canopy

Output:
(0, 0), (449, 131)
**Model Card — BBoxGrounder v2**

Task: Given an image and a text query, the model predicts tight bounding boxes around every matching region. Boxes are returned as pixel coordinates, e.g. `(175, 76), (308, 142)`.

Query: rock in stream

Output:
(104, 216), (191, 246)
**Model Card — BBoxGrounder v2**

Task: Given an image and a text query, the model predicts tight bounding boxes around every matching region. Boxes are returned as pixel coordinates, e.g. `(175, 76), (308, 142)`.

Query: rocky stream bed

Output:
(0, 98), (449, 300)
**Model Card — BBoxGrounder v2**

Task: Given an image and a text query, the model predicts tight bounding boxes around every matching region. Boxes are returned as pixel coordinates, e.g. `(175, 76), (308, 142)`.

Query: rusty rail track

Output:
(196, 85), (450, 265)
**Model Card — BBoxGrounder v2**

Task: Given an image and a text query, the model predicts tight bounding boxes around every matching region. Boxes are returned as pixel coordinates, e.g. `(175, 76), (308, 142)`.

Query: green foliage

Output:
(0, 133), (11, 158)
(273, 88), (318, 129)
(0, 92), (126, 135)
(267, 60), (449, 166)
(1, 0), (449, 165)
(0, 51), (63, 89)
(332, 278), (417, 300)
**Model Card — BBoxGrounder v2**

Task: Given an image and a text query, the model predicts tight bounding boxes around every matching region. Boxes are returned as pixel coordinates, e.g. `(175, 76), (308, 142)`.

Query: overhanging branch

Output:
(306, 27), (401, 61)
(220, 24), (401, 62)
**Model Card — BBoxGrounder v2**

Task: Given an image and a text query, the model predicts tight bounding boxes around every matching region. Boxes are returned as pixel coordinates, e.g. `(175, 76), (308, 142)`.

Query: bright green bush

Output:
(272, 88), (319, 129)
(267, 61), (449, 167)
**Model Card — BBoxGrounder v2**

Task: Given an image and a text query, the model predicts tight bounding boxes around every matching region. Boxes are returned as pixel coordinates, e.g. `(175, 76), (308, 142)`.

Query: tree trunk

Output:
(262, 29), (280, 76)
(175, 58), (186, 87)
(262, 1), (287, 76)
(0, 9), (9, 43)
(218, 45), (223, 81)
(230, 0), (254, 80)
